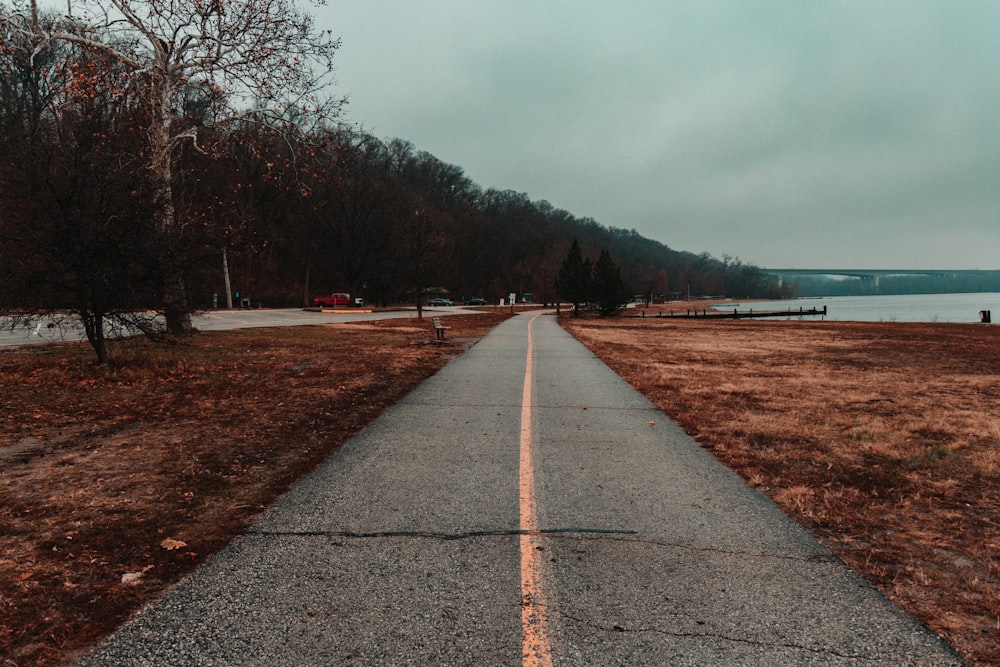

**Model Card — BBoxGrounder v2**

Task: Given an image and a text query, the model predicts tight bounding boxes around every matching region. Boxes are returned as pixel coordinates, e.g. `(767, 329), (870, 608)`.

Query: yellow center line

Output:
(519, 314), (554, 667)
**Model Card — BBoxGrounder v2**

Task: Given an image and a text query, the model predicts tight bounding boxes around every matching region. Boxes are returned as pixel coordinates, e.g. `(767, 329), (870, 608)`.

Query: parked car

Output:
(313, 292), (351, 307)
(429, 298), (453, 307)
(465, 297), (487, 306)
(354, 297), (365, 307)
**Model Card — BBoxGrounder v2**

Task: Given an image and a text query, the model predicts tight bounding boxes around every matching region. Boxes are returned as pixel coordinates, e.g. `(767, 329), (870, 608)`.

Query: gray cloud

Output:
(325, 0), (1000, 269)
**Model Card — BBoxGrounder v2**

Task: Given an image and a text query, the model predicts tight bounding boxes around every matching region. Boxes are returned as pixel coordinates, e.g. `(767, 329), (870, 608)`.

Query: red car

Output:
(313, 292), (351, 307)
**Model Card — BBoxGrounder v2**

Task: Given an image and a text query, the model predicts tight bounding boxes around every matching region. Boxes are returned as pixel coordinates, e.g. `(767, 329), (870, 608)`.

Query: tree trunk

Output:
(162, 265), (191, 333)
(301, 241), (313, 308)
(81, 310), (108, 365)
(149, 62), (192, 334)
(222, 247), (233, 309)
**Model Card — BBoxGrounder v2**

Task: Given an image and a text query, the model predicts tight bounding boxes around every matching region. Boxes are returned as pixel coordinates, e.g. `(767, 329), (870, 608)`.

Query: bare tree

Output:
(3, 0), (343, 333)
(0, 24), (164, 363)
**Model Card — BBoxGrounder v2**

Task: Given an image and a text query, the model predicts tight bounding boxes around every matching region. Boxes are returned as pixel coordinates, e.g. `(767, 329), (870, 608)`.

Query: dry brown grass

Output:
(0, 313), (508, 667)
(562, 313), (1000, 666)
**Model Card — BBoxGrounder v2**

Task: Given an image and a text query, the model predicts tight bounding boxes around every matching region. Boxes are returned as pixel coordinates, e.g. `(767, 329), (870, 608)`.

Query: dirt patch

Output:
(0, 312), (509, 666)
(561, 314), (999, 666)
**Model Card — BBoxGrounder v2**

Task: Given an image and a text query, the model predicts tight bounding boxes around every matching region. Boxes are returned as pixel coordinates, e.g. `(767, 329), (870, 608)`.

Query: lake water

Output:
(725, 293), (1000, 323)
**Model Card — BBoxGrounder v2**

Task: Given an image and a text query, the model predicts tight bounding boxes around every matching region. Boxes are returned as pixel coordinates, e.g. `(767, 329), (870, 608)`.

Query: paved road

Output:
(79, 312), (962, 665)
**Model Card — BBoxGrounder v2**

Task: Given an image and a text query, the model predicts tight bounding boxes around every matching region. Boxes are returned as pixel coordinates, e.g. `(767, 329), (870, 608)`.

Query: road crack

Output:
(244, 527), (638, 540)
(539, 533), (840, 564)
(560, 613), (873, 662)
(244, 528), (836, 563)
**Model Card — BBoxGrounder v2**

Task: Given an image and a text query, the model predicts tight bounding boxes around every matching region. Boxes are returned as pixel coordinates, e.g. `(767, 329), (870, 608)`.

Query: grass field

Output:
(0, 313), (508, 666)
(562, 312), (999, 666)
(2, 310), (997, 665)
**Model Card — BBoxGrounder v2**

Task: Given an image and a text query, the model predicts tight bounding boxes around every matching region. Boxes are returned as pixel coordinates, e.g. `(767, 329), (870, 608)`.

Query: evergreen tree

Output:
(592, 248), (630, 316)
(555, 238), (593, 316)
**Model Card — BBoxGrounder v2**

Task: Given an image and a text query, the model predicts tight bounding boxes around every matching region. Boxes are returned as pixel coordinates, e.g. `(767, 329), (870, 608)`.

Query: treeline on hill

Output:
(0, 2), (784, 361)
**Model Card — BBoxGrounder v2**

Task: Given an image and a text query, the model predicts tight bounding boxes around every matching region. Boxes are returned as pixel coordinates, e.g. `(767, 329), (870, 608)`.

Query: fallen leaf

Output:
(160, 537), (187, 550)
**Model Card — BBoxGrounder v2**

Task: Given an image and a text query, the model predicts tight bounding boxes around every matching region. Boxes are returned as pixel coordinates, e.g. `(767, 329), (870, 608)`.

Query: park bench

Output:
(432, 317), (450, 340)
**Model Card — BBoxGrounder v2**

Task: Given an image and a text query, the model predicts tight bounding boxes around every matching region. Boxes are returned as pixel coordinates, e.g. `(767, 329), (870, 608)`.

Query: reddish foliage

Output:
(564, 315), (1000, 666)
(0, 313), (508, 666)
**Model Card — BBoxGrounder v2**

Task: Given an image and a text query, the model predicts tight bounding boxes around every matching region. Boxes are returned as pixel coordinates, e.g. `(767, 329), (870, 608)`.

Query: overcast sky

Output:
(322, 1), (999, 270)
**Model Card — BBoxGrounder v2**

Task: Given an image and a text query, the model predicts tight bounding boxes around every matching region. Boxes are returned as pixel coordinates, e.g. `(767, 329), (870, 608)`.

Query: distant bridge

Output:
(763, 269), (1000, 292)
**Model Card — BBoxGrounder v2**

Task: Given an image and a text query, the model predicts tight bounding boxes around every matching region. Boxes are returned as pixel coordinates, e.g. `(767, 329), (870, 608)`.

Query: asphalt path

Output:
(78, 311), (962, 665)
